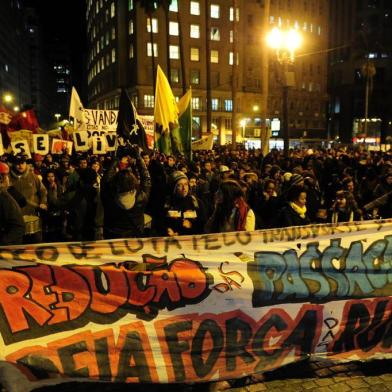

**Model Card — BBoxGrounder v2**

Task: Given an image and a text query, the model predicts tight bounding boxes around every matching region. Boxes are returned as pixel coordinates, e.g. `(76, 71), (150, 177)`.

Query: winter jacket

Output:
(0, 188), (25, 245)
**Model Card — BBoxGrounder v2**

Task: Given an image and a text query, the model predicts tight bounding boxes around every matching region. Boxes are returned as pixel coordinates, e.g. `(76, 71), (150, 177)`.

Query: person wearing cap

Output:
(0, 162), (25, 245)
(9, 154), (47, 243)
(163, 171), (206, 236)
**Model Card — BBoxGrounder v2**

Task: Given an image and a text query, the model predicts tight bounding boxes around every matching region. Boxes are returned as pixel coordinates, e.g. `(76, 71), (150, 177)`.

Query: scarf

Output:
(234, 197), (249, 231)
(289, 202), (307, 219)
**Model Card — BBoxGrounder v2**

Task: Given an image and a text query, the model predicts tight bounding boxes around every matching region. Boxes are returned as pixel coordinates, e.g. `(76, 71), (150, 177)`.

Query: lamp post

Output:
(267, 27), (302, 157)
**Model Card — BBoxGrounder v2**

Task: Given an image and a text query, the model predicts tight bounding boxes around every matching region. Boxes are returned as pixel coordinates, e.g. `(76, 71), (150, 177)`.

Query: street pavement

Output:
(33, 358), (392, 391)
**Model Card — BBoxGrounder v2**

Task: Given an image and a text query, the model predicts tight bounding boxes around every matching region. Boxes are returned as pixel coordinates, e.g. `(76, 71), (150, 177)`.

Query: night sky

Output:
(29, 0), (87, 99)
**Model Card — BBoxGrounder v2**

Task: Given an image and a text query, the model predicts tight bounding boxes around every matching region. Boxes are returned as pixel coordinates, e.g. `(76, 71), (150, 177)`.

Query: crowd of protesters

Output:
(1, 144), (392, 246)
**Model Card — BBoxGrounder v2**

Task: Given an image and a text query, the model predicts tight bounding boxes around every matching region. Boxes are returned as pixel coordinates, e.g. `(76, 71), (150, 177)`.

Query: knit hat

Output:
(171, 170), (188, 185)
(283, 172), (293, 182)
(290, 173), (304, 186)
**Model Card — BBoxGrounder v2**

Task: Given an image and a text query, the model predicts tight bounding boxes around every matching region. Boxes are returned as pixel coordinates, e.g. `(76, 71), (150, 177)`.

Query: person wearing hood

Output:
(9, 154), (47, 243)
(163, 171), (206, 236)
(0, 162), (25, 245)
(101, 146), (151, 239)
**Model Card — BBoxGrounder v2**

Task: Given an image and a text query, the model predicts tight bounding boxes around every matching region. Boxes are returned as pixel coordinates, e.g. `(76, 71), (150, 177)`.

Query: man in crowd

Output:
(0, 161), (25, 245)
(9, 154), (47, 243)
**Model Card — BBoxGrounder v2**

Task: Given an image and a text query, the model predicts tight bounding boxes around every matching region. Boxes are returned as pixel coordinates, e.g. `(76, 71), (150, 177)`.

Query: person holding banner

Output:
(9, 154), (47, 243)
(0, 162), (25, 245)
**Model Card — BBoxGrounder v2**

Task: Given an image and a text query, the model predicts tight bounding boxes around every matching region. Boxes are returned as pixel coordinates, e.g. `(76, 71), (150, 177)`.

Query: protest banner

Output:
(33, 134), (49, 155)
(11, 139), (31, 158)
(72, 130), (90, 152)
(0, 220), (391, 391)
(192, 134), (214, 150)
(84, 109), (118, 132)
(92, 135), (107, 154)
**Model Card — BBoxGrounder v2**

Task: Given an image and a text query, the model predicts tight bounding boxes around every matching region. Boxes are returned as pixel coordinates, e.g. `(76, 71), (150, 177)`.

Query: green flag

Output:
(174, 88), (192, 160)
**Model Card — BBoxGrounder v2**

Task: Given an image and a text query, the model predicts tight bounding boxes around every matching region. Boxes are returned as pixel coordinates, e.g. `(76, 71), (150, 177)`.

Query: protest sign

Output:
(11, 139), (31, 158)
(0, 134), (4, 155)
(33, 134), (49, 155)
(92, 135), (107, 154)
(51, 139), (73, 155)
(0, 220), (391, 391)
(72, 131), (90, 152)
(84, 109), (118, 132)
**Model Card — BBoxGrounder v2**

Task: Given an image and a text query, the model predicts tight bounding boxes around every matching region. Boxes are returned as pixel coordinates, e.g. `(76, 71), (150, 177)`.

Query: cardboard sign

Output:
(92, 136), (106, 154)
(72, 131), (90, 152)
(33, 134), (49, 155)
(51, 139), (73, 155)
(0, 134), (4, 156)
(105, 132), (117, 152)
(11, 140), (31, 158)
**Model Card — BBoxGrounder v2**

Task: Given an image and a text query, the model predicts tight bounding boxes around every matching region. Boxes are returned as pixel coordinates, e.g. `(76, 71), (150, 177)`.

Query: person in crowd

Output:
(0, 161), (25, 245)
(42, 170), (65, 242)
(163, 171), (206, 236)
(278, 185), (310, 228)
(255, 179), (280, 229)
(164, 155), (177, 178)
(206, 179), (255, 233)
(101, 146), (151, 239)
(9, 154), (47, 243)
(329, 189), (362, 223)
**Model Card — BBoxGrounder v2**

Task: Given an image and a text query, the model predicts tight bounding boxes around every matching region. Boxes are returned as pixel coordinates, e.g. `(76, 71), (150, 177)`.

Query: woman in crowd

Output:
(329, 189), (363, 223)
(278, 185), (310, 228)
(206, 179), (255, 233)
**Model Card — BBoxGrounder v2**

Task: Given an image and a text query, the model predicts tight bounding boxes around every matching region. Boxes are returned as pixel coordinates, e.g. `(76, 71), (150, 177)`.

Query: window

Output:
(111, 48), (116, 63)
(169, 0), (178, 12)
(229, 30), (233, 43)
(211, 50), (219, 63)
(144, 95), (154, 108)
(210, 27), (220, 41)
(211, 98), (219, 111)
(211, 4), (220, 18)
(225, 99), (233, 111)
(225, 118), (232, 130)
(110, 2), (115, 17)
(190, 69), (200, 84)
(112, 27), (116, 39)
(190, 1), (200, 15)
(171, 68), (180, 83)
(169, 21), (179, 35)
(147, 18), (158, 33)
(229, 52), (234, 65)
(191, 47), (200, 61)
(128, 0), (133, 11)
(190, 24), (200, 38)
(169, 45), (180, 59)
(129, 44), (134, 59)
(230, 7), (234, 21)
(101, 57), (105, 70)
(106, 54), (110, 66)
(147, 43), (158, 57)
(105, 32), (109, 45)
(129, 20), (134, 34)
(192, 97), (201, 110)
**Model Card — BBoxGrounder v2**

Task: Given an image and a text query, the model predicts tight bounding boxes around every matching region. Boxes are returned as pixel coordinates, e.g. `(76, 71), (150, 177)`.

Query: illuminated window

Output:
(192, 97), (201, 110)
(111, 48), (116, 63)
(169, 0), (178, 12)
(211, 98), (219, 111)
(211, 50), (219, 63)
(129, 44), (134, 58)
(105, 32), (109, 45)
(169, 21), (179, 35)
(225, 99), (233, 111)
(169, 45), (180, 59)
(229, 52), (234, 65)
(230, 30), (233, 43)
(110, 2), (115, 17)
(147, 43), (158, 57)
(112, 27), (116, 39)
(190, 1), (200, 15)
(129, 20), (134, 34)
(190, 24), (200, 38)
(190, 47), (200, 61)
(211, 4), (220, 18)
(190, 69), (200, 84)
(211, 27), (220, 41)
(128, 0), (133, 11)
(144, 95), (154, 108)
(171, 68), (180, 83)
(147, 18), (158, 33)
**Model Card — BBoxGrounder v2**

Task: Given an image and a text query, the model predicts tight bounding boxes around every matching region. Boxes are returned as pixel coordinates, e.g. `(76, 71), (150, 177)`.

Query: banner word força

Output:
(0, 255), (211, 344)
(249, 235), (392, 306)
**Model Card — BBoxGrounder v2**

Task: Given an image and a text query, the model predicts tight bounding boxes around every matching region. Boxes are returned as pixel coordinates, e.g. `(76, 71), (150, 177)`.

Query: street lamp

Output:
(3, 93), (14, 104)
(54, 113), (61, 122)
(13, 106), (20, 112)
(267, 27), (302, 156)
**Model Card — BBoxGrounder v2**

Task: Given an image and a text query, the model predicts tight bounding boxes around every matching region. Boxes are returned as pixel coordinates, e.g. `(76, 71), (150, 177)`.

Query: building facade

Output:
(328, 0), (392, 144)
(86, 0), (329, 146)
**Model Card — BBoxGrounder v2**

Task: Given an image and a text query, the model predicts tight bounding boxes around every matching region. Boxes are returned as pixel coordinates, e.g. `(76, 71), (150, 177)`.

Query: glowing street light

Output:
(54, 113), (61, 121)
(13, 106), (20, 112)
(267, 27), (302, 156)
(3, 93), (14, 104)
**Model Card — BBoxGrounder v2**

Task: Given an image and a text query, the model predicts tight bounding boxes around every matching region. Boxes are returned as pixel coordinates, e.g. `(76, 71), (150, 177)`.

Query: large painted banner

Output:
(0, 220), (392, 391)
